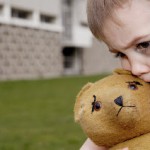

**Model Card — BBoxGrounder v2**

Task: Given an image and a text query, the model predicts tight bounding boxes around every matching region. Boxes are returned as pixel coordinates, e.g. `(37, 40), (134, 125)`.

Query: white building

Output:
(0, 0), (119, 80)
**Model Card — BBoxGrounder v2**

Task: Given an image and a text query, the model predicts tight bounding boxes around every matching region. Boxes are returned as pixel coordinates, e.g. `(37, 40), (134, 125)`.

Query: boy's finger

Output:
(117, 148), (128, 150)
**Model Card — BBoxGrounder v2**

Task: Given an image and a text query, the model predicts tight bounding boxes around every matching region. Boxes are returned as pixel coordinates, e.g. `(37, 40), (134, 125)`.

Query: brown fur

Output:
(74, 69), (150, 149)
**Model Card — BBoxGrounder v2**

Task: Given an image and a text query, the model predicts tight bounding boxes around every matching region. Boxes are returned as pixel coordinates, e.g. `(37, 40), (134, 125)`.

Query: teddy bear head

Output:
(74, 69), (150, 147)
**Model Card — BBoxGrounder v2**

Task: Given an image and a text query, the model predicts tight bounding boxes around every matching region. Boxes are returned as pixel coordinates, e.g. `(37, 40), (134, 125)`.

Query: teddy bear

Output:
(74, 69), (150, 150)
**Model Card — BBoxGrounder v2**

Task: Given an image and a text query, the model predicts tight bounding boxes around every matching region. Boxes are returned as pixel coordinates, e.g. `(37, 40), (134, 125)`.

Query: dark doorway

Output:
(62, 47), (83, 75)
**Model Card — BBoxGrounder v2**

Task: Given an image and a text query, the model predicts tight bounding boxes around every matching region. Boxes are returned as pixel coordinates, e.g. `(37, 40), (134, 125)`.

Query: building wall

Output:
(82, 37), (121, 75)
(10, 0), (62, 26)
(0, 0), (121, 80)
(10, 0), (61, 16)
(0, 24), (63, 80)
(62, 0), (92, 48)
(0, 0), (63, 32)
(0, 0), (64, 80)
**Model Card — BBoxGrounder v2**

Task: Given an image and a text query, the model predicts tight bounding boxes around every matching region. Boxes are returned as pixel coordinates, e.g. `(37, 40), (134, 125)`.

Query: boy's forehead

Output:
(103, 18), (131, 51)
(103, 0), (150, 50)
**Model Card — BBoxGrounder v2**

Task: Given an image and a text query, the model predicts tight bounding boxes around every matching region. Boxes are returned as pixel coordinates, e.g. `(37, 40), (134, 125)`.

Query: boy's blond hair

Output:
(87, 0), (128, 40)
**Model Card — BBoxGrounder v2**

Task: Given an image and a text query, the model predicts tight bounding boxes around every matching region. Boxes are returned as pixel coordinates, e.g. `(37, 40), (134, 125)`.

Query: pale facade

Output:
(0, 0), (119, 80)
(61, 0), (120, 75)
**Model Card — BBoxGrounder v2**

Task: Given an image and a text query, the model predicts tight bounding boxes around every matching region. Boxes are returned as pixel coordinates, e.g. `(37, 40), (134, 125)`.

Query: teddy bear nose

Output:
(114, 96), (123, 107)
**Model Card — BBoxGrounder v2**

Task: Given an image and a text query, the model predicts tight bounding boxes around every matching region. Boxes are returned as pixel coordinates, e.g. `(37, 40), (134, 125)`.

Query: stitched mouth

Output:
(114, 96), (136, 116)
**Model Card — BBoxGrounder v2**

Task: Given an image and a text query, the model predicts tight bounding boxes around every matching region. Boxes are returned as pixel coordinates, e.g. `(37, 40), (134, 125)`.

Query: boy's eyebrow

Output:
(123, 35), (150, 49)
(108, 47), (118, 53)
(109, 35), (150, 51)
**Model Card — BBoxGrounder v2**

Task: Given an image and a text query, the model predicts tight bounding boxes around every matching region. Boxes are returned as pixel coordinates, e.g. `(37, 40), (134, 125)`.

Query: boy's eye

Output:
(136, 41), (150, 55)
(137, 42), (150, 49)
(115, 52), (125, 58)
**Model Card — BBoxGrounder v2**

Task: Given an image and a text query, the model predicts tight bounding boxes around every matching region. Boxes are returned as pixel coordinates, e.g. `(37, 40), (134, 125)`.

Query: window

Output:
(40, 14), (56, 24)
(11, 8), (32, 20)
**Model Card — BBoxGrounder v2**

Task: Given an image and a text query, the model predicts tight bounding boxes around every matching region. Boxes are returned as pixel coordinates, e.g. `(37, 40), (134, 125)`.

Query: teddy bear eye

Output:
(128, 83), (138, 90)
(94, 101), (101, 111)
(126, 81), (143, 90)
(91, 95), (101, 113)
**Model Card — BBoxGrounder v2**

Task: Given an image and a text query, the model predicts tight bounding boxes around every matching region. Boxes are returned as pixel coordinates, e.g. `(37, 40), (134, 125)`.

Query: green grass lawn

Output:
(0, 74), (107, 150)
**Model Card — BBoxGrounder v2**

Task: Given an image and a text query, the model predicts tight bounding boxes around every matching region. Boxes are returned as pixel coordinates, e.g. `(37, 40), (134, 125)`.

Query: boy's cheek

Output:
(120, 59), (131, 71)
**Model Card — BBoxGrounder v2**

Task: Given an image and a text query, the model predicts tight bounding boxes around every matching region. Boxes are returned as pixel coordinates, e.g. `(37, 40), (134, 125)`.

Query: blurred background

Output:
(0, 0), (120, 149)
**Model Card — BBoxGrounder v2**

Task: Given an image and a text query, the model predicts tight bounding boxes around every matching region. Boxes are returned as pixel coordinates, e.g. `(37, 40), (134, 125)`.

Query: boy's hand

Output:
(80, 138), (128, 150)
(80, 138), (108, 150)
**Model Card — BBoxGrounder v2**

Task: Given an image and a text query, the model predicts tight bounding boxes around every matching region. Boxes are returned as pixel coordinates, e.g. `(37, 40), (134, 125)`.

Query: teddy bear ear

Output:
(113, 68), (132, 75)
(74, 82), (93, 122)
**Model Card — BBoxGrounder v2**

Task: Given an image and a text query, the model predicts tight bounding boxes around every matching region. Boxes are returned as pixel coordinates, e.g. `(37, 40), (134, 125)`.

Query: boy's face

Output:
(103, 0), (150, 82)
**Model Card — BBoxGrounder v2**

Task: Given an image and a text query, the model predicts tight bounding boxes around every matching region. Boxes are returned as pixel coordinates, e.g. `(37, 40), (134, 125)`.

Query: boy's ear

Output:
(113, 68), (132, 75)
(74, 82), (93, 122)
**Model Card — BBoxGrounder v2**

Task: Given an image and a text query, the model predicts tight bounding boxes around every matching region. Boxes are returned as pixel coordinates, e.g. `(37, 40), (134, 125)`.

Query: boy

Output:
(81, 0), (150, 149)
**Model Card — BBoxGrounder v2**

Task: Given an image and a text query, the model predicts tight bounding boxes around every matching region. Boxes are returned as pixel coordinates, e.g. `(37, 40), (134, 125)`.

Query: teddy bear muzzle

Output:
(114, 95), (136, 116)
(113, 95), (139, 129)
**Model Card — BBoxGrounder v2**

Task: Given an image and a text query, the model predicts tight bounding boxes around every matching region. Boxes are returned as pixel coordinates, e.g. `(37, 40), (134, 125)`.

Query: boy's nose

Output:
(131, 62), (149, 76)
